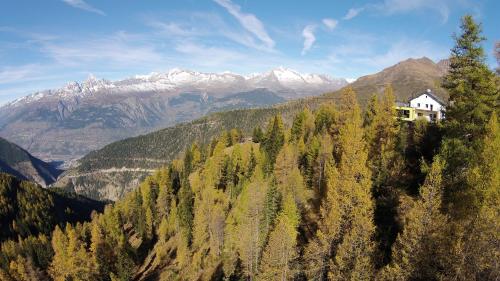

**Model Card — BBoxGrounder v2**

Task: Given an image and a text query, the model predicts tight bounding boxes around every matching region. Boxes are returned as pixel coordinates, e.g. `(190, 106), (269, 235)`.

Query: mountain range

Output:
(0, 68), (347, 166)
(53, 57), (450, 201)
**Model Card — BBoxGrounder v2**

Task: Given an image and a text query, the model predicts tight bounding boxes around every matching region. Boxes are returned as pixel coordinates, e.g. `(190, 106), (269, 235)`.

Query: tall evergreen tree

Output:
(305, 88), (375, 281)
(262, 115), (285, 172)
(445, 114), (500, 280)
(440, 15), (499, 216)
(364, 86), (403, 265)
(379, 157), (448, 281)
(258, 195), (300, 281)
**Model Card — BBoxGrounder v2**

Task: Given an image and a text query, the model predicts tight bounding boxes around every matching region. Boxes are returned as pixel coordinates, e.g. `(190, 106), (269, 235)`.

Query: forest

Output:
(0, 15), (498, 281)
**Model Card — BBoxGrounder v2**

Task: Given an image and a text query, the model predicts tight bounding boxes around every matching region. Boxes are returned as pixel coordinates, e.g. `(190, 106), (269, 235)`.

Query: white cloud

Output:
(148, 21), (197, 37)
(0, 64), (43, 84)
(301, 25), (316, 55)
(213, 0), (275, 49)
(174, 41), (247, 67)
(40, 33), (163, 67)
(376, 0), (450, 22)
(148, 15), (274, 52)
(343, 7), (364, 20)
(61, 0), (105, 16)
(322, 18), (338, 30)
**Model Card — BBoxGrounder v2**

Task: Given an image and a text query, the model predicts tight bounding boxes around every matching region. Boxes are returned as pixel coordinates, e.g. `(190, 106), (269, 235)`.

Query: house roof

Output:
(409, 89), (446, 106)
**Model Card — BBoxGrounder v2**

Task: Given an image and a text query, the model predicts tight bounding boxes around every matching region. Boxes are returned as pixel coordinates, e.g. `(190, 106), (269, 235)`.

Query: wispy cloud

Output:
(301, 25), (316, 55)
(377, 0), (450, 22)
(61, 0), (105, 16)
(148, 12), (275, 52)
(0, 64), (43, 84)
(343, 7), (364, 20)
(213, 0), (275, 49)
(322, 18), (338, 30)
(174, 41), (247, 67)
(345, 0), (456, 23)
(39, 33), (163, 67)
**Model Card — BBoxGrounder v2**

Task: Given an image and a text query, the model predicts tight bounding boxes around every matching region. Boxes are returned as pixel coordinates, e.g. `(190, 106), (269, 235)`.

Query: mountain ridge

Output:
(53, 57), (449, 201)
(0, 137), (62, 187)
(0, 68), (347, 165)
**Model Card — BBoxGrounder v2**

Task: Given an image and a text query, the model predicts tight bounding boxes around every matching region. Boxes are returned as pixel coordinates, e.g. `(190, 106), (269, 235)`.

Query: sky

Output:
(0, 0), (499, 105)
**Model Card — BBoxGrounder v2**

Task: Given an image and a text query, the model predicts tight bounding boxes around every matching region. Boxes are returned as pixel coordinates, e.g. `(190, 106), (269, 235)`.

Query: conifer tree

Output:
(258, 195), (300, 281)
(306, 87), (375, 281)
(178, 180), (194, 246)
(440, 15), (499, 216)
(364, 86), (403, 264)
(156, 167), (173, 220)
(445, 114), (500, 280)
(262, 115), (285, 172)
(379, 156), (448, 280)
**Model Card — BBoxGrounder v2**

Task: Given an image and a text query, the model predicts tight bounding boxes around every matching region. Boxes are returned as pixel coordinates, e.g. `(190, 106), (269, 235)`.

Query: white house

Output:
(395, 89), (446, 122)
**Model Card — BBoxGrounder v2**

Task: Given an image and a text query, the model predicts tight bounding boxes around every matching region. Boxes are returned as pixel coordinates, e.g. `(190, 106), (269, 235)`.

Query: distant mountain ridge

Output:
(4, 67), (346, 108)
(0, 68), (347, 165)
(54, 57), (449, 201)
(0, 137), (62, 187)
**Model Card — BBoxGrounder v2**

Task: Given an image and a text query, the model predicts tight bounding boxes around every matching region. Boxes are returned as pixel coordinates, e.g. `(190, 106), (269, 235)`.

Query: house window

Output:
(417, 103), (420, 107)
(398, 109), (410, 119)
(430, 104), (433, 111)
(426, 104), (428, 108)
(418, 113), (423, 116)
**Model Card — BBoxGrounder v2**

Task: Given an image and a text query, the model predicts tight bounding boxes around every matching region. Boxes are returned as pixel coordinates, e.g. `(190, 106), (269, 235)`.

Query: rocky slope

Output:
(54, 57), (449, 201)
(0, 137), (62, 187)
(0, 68), (347, 165)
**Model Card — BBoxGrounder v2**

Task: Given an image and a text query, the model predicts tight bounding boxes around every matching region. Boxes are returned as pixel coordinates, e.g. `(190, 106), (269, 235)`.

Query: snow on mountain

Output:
(3, 68), (347, 108)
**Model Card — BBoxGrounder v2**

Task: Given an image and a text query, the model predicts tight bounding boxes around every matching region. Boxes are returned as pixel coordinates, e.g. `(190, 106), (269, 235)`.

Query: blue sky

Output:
(0, 0), (498, 105)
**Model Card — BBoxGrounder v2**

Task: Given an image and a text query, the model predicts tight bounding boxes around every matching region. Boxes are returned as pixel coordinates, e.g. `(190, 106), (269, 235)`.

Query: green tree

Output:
(262, 115), (285, 172)
(440, 15), (499, 216)
(258, 195), (300, 281)
(445, 114), (500, 280)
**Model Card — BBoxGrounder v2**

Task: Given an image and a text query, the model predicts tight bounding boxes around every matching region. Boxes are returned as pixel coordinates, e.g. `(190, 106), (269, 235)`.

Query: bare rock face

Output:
(0, 68), (347, 166)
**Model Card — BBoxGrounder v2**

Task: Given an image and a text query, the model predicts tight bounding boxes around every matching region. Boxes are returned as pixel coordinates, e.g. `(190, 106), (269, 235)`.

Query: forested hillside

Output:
(55, 54), (449, 201)
(0, 137), (62, 187)
(0, 173), (107, 242)
(1, 15), (498, 281)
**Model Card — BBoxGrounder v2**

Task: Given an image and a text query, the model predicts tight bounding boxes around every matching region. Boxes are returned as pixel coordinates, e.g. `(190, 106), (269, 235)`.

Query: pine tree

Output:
(178, 180), (194, 246)
(379, 156), (448, 280)
(440, 15), (499, 216)
(225, 170), (268, 280)
(90, 221), (110, 280)
(445, 114), (500, 280)
(156, 167), (173, 220)
(290, 108), (314, 143)
(48, 226), (68, 281)
(364, 86), (403, 265)
(274, 143), (310, 207)
(306, 87), (375, 281)
(258, 195), (300, 281)
(262, 115), (285, 172)
(253, 127), (265, 143)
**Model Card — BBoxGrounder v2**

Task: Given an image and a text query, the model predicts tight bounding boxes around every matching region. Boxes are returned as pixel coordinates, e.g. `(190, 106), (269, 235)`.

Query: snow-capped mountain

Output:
(0, 67), (346, 165)
(4, 68), (347, 108)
